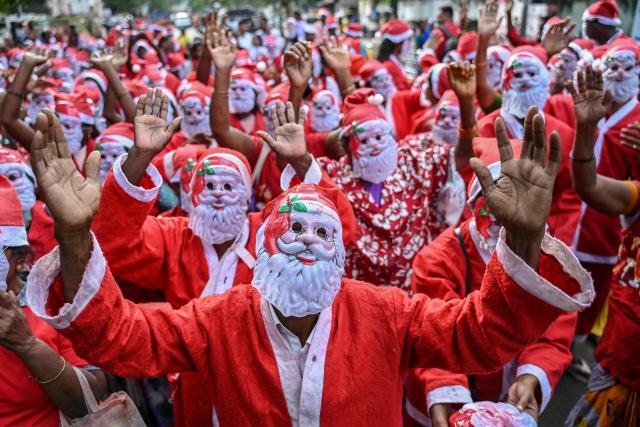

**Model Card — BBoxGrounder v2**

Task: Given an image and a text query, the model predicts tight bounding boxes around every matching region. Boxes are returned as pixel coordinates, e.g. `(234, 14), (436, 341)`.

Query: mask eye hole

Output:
(224, 183), (232, 191)
(316, 227), (327, 239)
(291, 222), (303, 234)
(206, 182), (214, 190)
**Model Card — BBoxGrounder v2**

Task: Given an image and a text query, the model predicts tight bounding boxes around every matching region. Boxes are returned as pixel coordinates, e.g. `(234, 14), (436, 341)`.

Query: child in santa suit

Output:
(404, 138), (576, 426)
(28, 93), (595, 427)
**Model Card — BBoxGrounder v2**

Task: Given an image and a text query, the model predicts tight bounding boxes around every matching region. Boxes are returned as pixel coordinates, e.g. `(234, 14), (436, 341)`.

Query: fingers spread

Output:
(144, 89), (154, 115)
(285, 102), (295, 123)
(298, 105), (308, 127)
(152, 88), (163, 117)
(166, 117), (182, 137)
(470, 157), (495, 195)
(30, 130), (48, 177)
(494, 118), (514, 163)
(136, 95), (146, 117)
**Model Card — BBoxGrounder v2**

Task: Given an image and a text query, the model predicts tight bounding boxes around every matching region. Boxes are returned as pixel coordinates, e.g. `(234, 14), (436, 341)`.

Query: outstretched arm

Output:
(448, 61), (478, 171)
(284, 42), (313, 119)
(0, 50), (48, 149)
(208, 29), (255, 162)
(475, 0), (500, 110)
(568, 66), (634, 215)
(319, 37), (355, 98)
(91, 52), (136, 123)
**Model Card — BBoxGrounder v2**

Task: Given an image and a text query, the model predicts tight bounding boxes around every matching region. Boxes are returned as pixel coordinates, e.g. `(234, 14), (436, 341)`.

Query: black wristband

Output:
(7, 89), (24, 99)
(569, 153), (595, 163)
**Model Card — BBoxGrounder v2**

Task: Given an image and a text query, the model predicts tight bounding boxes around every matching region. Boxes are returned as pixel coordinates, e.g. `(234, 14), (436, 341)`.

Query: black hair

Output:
(377, 39), (398, 62)
(439, 6), (454, 18)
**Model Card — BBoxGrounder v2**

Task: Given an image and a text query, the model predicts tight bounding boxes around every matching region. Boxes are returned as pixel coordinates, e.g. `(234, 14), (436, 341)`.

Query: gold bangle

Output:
(214, 91), (229, 96)
(623, 180), (639, 215)
(341, 84), (356, 97)
(458, 124), (478, 141)
(34, 358), (66, 384)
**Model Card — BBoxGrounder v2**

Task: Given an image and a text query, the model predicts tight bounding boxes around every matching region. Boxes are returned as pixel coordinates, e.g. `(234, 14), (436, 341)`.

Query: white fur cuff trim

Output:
(280, 156), (322, 191)
(517, 364), (551, 412)
(113, 153), (162, 203)
(26, 233), (106, 330)
(496, 228), (594, 312)
(582, 11), (621, 27)
(427, 385), (473, 411)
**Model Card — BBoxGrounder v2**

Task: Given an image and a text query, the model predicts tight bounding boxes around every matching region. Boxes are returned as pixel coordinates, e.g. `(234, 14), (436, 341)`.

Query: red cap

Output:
(97, 122), (134, 149)
(0, 174), (28, 246)
(344, 22), (363, 38)
(583, 0), (621, 26)
(380, 19), (413, 44)
(359, 59), (387, 83)
(189, 148), (253, 206)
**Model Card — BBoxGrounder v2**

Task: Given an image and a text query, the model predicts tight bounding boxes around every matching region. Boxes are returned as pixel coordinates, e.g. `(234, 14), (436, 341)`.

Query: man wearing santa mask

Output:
(179, 88), (212, 138)
(566, 48), (640, 338)
(359, 60), (429, 140)
(95, 122), (134, 182)
(26, 87), (57, 125)
(227, 67), (267, 135)
(405, 135), (576, 427)
(317, 88), (465, 289)
(429, 90), (460, 147)
(28, 84), (595, 426)
(48, 58), (75, 93)
(91, 89), (336, 426)
(0, 147), (36, 223)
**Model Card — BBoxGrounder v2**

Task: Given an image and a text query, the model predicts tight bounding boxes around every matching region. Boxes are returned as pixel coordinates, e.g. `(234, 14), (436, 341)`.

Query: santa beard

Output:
(502, 85), (549, 119)
(604, 75), (640, 104)
(252, 225), (344, 317)
(188, 201), (247, 245)
(229, 96), (256, 114)
(352, 142), (398, 184)
(487, 67), (502, 89)
(181, 118), (211, 138)
(311, 109), (340, 133)
(431, 125), (458, 146)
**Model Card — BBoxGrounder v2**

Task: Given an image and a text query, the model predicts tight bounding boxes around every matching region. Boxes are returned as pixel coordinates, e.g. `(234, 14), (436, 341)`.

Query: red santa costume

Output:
(0, 175), (91, 427)
(92, 149), (260, 427)
(570, 43), (640, 335)
(359, 60), (428, 140)
(582, 0), (631, 47)
(228, 67), (266, 135)
(476, 46), (580, 246)
(317, 89), (465, 289)
(410, 63), (451, 135)
(404, 148), (576, 426)
(379, 19), (413, 91)
(442, 31), (478, 63)
(27, 175), (594, 426)
(343, 22), (365, 57)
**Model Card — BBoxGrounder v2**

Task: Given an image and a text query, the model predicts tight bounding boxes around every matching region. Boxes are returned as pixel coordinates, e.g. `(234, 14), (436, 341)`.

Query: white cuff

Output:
(426, 385), (473, 411)
(280, 156), (322, 191)
(496, 228), (594, 312)
(516, 364), (552, 413)
(26, 233), (106, 330)
(113, 153), (162, 203)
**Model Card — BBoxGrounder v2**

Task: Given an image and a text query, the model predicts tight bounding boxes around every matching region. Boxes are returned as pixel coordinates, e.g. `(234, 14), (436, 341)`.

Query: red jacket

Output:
(383, 58), (411, 91)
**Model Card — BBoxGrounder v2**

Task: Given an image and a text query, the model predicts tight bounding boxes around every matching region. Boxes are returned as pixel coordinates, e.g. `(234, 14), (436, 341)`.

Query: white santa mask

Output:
(350, 120), (398, 184)
(54, 68), (75, 93)
(98, 143), (129, 182)
(59, 114), (84, 154)
(602, 51), (640, 104)
(311, 95), (340, 133)
(369, 69), (397, 98)
(229, 80), (257, 114)
(252, 194), (345, 317)
(188, 166), (248, 245)
(431, 105), (460, 146)
(264, 101), (283, 137)
(487, 56), (504, 89)
(27, 92), (56, 124)
(180, 97), (211, 137)
(501, 56), (550, 119)
(0, 164), (36, 213)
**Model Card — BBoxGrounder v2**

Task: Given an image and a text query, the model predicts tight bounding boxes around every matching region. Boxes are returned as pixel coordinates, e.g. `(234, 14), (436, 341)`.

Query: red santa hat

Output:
(567, 39), (595, 60)
(167, 52), (186, 72)
(159, 145), (212, 184)
(49, 58), (72, 73)
(427, 63), (451, 100)
(603, 41), (640, 65)
(123, 79), (149, 99)
(317, 7), (331, 17)
(359, 59), (389, 83)
(54, 98), (81, 122)
(541, 15), (564, 35)
(487, 44), (513, 64)
(96, 122), (134, 149)
(0, 174), (28, 247)
(0, 147), (35, 188)
(230, 67), (258, 91)
(179, 84), (210, 109)
(235, 50), (253, 67)
(340, 89), (388, 156)
(189, 148), (253, 206)
(380, 19), (413, 44)
(582, 0), (621, 27)
(265, 83), (289, 108)
(312, 88), (338, 105)
(457, 32), (478, 61)
(325, 15), (338, 30)
(72, 92), (97, 125)
(434, 90), (460, 121)
(77, 69), (108, 94)
(350, 54), (367, 82)
(6, 48), (24, 67)
(344, 22), (363, 38)
(261, 183), (357, 248)
(502, 46), (549, 91)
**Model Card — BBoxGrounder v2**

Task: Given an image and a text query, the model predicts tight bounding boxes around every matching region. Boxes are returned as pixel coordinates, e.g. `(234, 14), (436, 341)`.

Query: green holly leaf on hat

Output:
(478, 208), (489, 216)
(349, 120), (366, 137)
(292, 202), (307, 212)
(278, 204), (292, 213)
(185, 158), (196, 172)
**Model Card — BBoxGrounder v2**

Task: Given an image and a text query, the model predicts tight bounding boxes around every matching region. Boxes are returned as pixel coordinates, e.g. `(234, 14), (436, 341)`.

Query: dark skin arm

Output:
(475, 0), (500, 110)
(568, 66), (632, 215)
(448, 61), (477, 170)
(319, 37), (355, 98)
(90, 52), (136, 123)
(0, 50), (49, 149)
(284, 42), (313, 119)
(103, 86), (124, 124)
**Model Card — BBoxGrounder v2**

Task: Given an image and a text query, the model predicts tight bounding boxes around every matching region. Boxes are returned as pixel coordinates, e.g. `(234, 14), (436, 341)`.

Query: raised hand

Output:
(206, 27), (236, 70)
(470, 108), (561, 268)
(319, 37), (350, 73)
(284, 42), (313, 89)
(112, 43), (129, 70)
(478, 0), (502, 38)
(30, 109), (101, 233)
(257, 102), (309, 161)
(90, 50), (115, 71)
(134, 88), (182, 155)
(541, 18), (576, 56)
(422, 30), (444, 51)
(507, 374), (540, 419)
(567, 65), (613, 125)
(22, 48), (48, 68)
(0, 291), (35, 354)
(448, 61), (476, 99)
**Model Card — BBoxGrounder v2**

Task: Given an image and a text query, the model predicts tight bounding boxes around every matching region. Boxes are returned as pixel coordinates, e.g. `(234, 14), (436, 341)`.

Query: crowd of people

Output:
(0, 0), (638, 425)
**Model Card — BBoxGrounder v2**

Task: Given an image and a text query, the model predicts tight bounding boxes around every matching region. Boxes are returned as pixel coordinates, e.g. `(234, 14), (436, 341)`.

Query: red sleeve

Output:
(397, 90), (425, 118)
(384, 61), (411, 91)
(306, 131), (331, 158)
(56, 333), (89, 368)
(507, 27), (539, 47)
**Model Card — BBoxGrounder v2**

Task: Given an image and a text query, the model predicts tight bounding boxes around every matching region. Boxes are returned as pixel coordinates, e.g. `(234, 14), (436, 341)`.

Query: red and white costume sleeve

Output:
(27, 221), (592, 426)
(92, 154), (258, 307)
(477, 110), (581, 245)
(544, 93), (576, 129)
(404, 220), (578, 424)
(383, 58), (411, 91)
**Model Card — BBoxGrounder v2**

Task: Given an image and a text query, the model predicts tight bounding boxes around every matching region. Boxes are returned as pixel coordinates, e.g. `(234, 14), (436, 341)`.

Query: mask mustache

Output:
(276, 238), (307, 254)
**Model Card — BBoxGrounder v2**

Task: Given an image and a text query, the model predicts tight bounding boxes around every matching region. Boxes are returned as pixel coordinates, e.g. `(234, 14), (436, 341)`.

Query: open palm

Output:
(257, 102), (308, 161)
(320, 37), (350, 72)
(448, 61), (476, 99)
(284, 42), (313, 89)
(134, 88), (182, 153)
(470, 110), (560, 235)
(30, 110), (101, 231)
(568, 65), (612, 124)
(478, 0), (502, 37)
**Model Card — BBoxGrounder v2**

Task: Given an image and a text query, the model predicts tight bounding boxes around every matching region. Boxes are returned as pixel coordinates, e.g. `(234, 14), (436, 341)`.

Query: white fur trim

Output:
(26, 233), (106, 329)
(427, 385), (473, 411)
(113, 153), (162, 203)
(0, 225), (28, 247)
(582, 11), (621, 27)
(280, 156), (322, 191)
(496, 228), (594, 312)
(344, 29), (363, 38)
(209, 152), (252, 193)
(163, 150), (176, 181)
(97, 134), (133, 149)
(516, 364), (552, 412)
(383, 29), (413, 44)
(405, 397), (431, 426)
